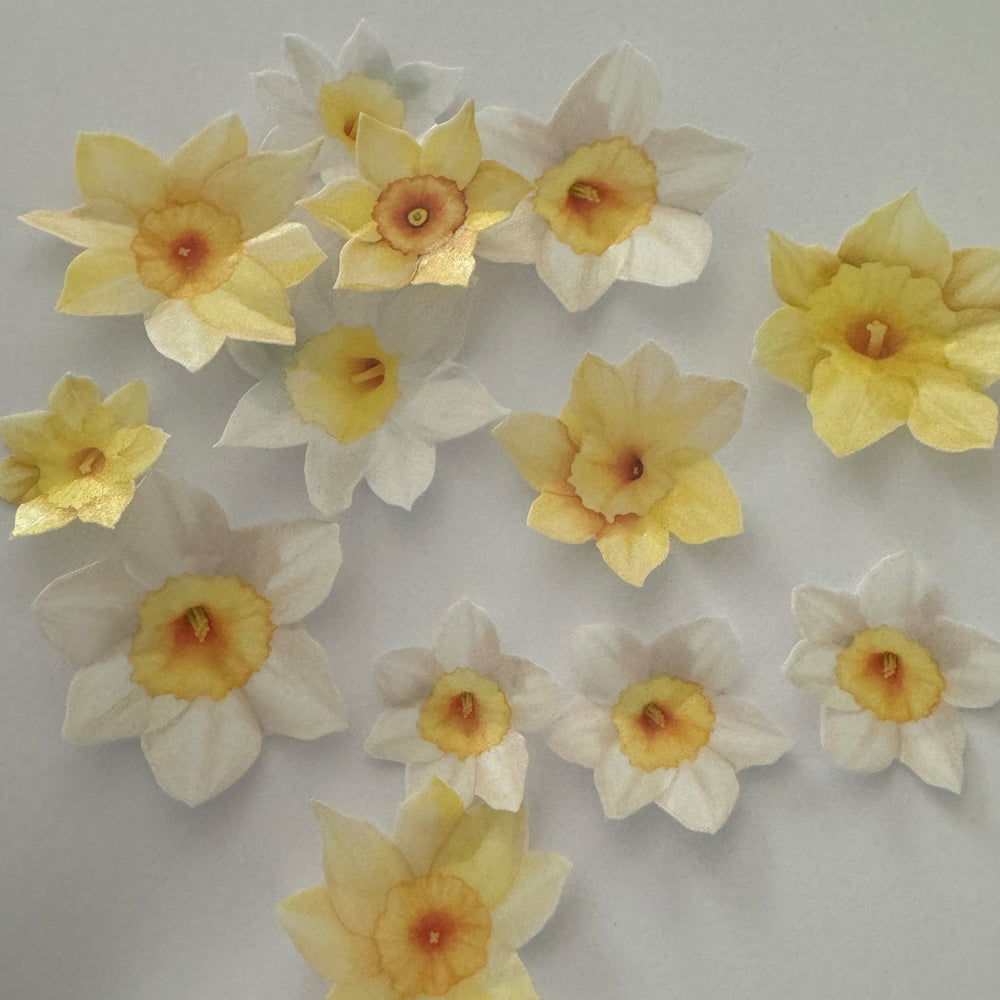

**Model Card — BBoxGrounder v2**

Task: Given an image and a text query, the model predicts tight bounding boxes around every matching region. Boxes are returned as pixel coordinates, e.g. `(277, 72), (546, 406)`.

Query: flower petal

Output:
(491, 656), (560, 732)
(20, 205), (135, 250)
(190, 256), (295, 342)
(838, 191), (952, 285)
(355, 115), (422, 188)
(535, 234), (624, 311)
(145, 301), (224, 373)
(57, 249), (160, 316)
(656, 746), (740, 833)
(594, 745), (672, 819)
(570, 623), (649, 703)
(596, 512), (671, 586)
(708, 695), (792, 771)
(242, 626), (346, 738)
(392, 776), (466, 875)
(168, 114), (248, 200)
(622, 205), (712, 288)
(547, 695), (618, 768)
(658, 456), (742, 545)
(753, 306), (823, 391)
(432, 599), (503, 672)
(550, 42), (660, 148)
(75, 131), (168, 217)
(406, 756), (478, 805)
(475, 106), (564, 180)
(104, 379), (150, 426)
(218, 377), (313, 449)
(490, 851), (571, 950)
(365, 707), (440, 763)
(242, 223), (325, 286)
(140, 691), (263, 806)
(647, 618), (741, 693)
(284, 34), (337, 100)
(906, 377), (997, 452)
(365, 421), (436, 509)
(400, 372), (507, 443)
(419, 101), (481, 189)
(943, 319), (1000, 390)
(375, 647), (445, 705)
(820, 701), (900, 772)
(464, 160), (533, 231)
(336, 238), (418, 291)
(474, 200), (550, 264)
(943, 247), (1000, 311)
(922, 618), (1000, 708)
(301, 178), (379, 239)
(792, 585), (867, 645)
(302, 435), (370, 516)
(856, 551), (936, 633)
(492, 413), (576, 491)
(476, 955), (539, 999)
(528, 491), (605, 543)
(61, 653), (153, 744)
(766, 231), (842, 308)
(669, 375), (746, 454)
(226, 519), (342, 624)
(473, 733), (529, 811)
(898, 705), (966, 792)
(412, 227), (479, 286)
(394, 61), (464, 134)
(782, 640), (841, 699)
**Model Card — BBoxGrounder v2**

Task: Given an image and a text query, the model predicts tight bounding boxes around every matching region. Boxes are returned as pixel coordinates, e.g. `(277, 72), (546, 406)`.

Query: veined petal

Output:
(923, 618), (1000, 708)
(355, 115), (422, 188)
(392, 776), (466, 875)
(490, 851), (571, 950)
(401, 374), (507, 443)
(656, 747), (740, 833)
(218, 378), (313, 449)
(140, 691), (263, 806)
(753, 306), (823, 391)
(782, 640), (841, 699)
(375, 647), (442, 705)
(365, 421), (436, 509)
(535, 234), (625, 312)
(708, 696), (792, 771)
(365, 707), (441, 763)
(61, 653), (152, 744)
(492, 413), (576, 491)
(145, 299), (228, 372)
(647, 618), (741, 694)
(594, 745), (672, 819)
(57, 249), (161, 316)
(301, 178), (379, 239)
(20, 205), (135, 250)
(168, 115), (248, 200)
(473, 733), (529, 811)
(464, 160), (533, 232)
(906, 376), (997, 452)
(527, 491), (605, 544)
(622, 205), (712, 288)
(432, 599), (503, 672)
(943, 247), (1000, 311)
(75, 131), (168, 217)
(419, 101), (481, 189)
(767, 231), (841, 308)
(820, 702), (900, 772)
(475, 106), (564, 180)
(792, 586), (866, 645)
(658, 456), (742, 545)
(570, 623), (649, 703)
(838, 191), (952, 286)
(547, 695), (617, 768)
(856, 551), (937, 633)
(190, 256), (295, 341)
(336, 238), (418, 291)
(898, 705), (966, 792)
(243, 223), (325, 286)
(303, 435), (370, 516)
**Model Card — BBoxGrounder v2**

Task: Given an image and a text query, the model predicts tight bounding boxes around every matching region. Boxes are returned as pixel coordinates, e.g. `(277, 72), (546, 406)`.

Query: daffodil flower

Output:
(365, 599), (560, 811)
(784, 552), (1000, 792)
(548, 621), (791, 831)
(475, 42), (749, 311)
(755, 192), (1000, 454)
(255, 20), (462, 178)
(494, 341), (745, 586)
(279, 777), (570, 1000)
(21, 116), (324, 371)
(0, 375), (167, 536)
(33, 472), (347, 806)
(219, 288), (506, 514)
(302, 101), (533, 289)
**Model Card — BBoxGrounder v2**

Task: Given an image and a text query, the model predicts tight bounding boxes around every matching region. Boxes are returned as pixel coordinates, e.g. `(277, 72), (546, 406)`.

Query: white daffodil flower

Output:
(365, 599), (561, 811)
(33, 471), (347, 806)
(476, 42), (750, 311)
(785, 551), (1000, 792)
(548, 620), (791, 832)
(219, 288), (507, 515)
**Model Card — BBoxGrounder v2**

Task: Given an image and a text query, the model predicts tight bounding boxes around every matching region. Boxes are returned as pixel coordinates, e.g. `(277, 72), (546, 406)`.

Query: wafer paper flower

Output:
(548, 621), (791, 831)
(255, 21), (462, 178)
(1, 375), (167, 536)
(754, 192), (1000, 454)
(475, 42), (749, 311)
(784, 551), (1000, 792)
(365, 600), (560, 811)
(494, 341), (745, 586)
(302, 102), (532, 289)
(279, 777), (569, 1000)
(21, 116), (324, 371)
(220, 288), (506, 514)
(33, 472), (346, 806)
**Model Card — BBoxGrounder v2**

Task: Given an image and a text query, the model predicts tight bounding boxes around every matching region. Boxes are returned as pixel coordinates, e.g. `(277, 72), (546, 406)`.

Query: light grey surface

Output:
(2, 1), (1000, 997)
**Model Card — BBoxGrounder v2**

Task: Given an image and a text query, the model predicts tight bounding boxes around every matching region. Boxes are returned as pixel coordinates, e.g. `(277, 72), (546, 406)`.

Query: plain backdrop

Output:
(3, 1), (1000, 998)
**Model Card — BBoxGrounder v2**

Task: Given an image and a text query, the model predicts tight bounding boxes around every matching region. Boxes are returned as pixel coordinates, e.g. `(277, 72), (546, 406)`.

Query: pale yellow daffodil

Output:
(0, 375), (167, 536)
(302, 100), (532, 289)
(279, 777), (570, 1000)
(755, 192), (1000, 455)
(21, 116), (325, 371)
(494, 342), (745, 586)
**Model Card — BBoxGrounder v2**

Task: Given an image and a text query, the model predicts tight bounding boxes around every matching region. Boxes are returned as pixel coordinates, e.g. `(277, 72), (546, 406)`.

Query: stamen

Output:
(642, 702), (667, 728)
(185, 606), (212, 643)
(176, 246), (191, 257)
(428, 930), (441, 945)
(75, 447), (106, 476)
(630, 459), (643, 480)
(407, 206), (430, 227)
(883, 651), (898, 678)
(350, 358), (386, 386)
(459, 691), (475, 718)
(866, 320), (889, 358)
(568, 181), (600, 203)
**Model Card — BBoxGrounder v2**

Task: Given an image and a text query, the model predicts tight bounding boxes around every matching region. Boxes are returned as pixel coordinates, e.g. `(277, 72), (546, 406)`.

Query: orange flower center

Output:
(373, 174), (468, 255)
(417, 668), (513, 760)
(846, 318), (905, 359)
(71, 446), (107, 476)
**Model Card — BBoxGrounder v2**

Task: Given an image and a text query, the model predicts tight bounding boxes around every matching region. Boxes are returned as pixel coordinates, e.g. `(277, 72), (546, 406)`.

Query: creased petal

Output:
(492, 413), (576, 491)
(569, 624), (649, 703)
(303, 435), (370, 516)
(658, 456), (742, 545)
(856, 551), (936, 633)
(473, 733), (529, 811)
(419, 101), (481, 189)
(782, 640), (841, 699)
(20, 205), (135, 250)
(301, 178), (379, 239)
(622, 205), (712, 288)
(898, 705), (966, 792)
(62, 653), (152, 744)
(594, 745), (671, 819)
(168, 115), (248, 199)
(475, 106), (564, 180)
(75, 132), (168, 217)
(57, 249), (160, 316)
(464, 160), (533, 231)
(190, 257), (295, 342)
(400, 373), (507, 443)
(490, 851), (571, 950)
(491, 656), (560, 732)
(365, 707), (440, 763)
(943, 247), (1000, 311)
(365, 422), (436, 509)
(906, 377), (997, 452)
(923, 618), (1000, 708)
(218, 378), (312, 449)
(792, 585), (867, 645)
(656, 747), (740, 833)
(336, 238), (418, 291)
(535, 234), (624, 311)
(547, 695), (618, 768)
(432, 599), (503, 672)
(355, 115), (422, 188)
(145, 299), (228, 372)
(392, 776), (466, 875)
(647, 618), (741, 693)
(406, 755), (478, 806)
(708, 696), (792, 771)
(474, 200), (550, 264)
(595, 512), (671, 586)
(375, 647), (443, 706)
(820, 702), (900, 772)
(243, 223), (325, 286)
(767, 231), (842, 308)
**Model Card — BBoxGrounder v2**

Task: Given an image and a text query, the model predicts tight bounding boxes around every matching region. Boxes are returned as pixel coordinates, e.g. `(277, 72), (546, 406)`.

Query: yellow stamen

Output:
(349, 358), (386, 386)
(642, 702), (667, 728)
(75, 447), (106, 476)
(568, 181), (600, 203)
(460, 691), (475, 718)
(185, 605), (211, 643)
(882, 650), (898, 678)
(407, 206), (430, 227)
(866, 320), (889, 358)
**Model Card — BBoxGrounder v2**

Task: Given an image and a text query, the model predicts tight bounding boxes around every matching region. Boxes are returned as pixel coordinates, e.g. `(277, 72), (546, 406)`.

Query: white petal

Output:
(217, 378), (312, 448)
(398, 372), (507, 443)
(594, 745), (672, 819)
(856, 551), (937, 632)
(119, 471), (230, 588)
(374, 647), (442, 705)
(642, 125), (750, 213)
(922, 618), (1000, 708)
(490, 656), (561, 732)
(622, 205), (712, 288)
(549, 41), (660, 148)
(475, 106), (563, 179)
(656, 747), (740, 833)
(473, 732), (529, 811)
(569, 624), (649, 705)
(547, 695), (618, 768)
(225, 520), (342, 624)
(241, 627), (346, 738)
(792, 586), (867, 645)
(225, 338), (293, 379)
(820, 702), (900, 772)
(365, 707), (441, 763)
(646, 618), (740, 694)
(62, 653), (152, 744)
(33, 560), (145, 666)
(303, 435), (371, 516)
(253, 69), (314, 123)
(475, 200), (550, 264)
(432, 599), (502, 672)
(140, 692), (263, 806)
(335, 19), (392, 79)
(708, 695), (793, 771)
(535, 234), (625, 312)
(490, 851), (572, 951)
(284, 34), (337, 102)
(394, 62), (463, 134)
(782, 640), (841, 699)
(372, 286), (470, 367)
(898, 705), (966, 792)
(405, 755), (477, 806)
(145, 298), (227, 372)
(365, 422), (436, 509)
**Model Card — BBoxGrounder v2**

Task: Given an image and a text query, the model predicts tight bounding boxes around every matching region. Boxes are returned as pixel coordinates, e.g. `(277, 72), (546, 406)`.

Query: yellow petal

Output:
(559, 353), (629, 443)
(392, 777), (466, 875)
(103, 380), (150, 426)
(168, 115), (248, 201)
(0, 412), (49, 457)
(658, 455), (742, 544)
(768, 230), (841, 308)
(20, 206), (135, 250)
(145, 299), (228, 371)
(807, 353), (914, 455)
(419, 101), (482, 189)
(75, 132), (168, 217)
(595, 513), (670, 586)
(73, 483), (134, 527)
(527, 491), (604, 543)
(943, 247), (1000, 311)
(335, 238), (417, 291)
(57, 249), (161, 315)
(464, 160), (533, 231)
(109, 425), (169, 479)
(0, 457), (38, 504)
(431, 802), (525, 909)
(190, 256), (294, 341)
(412, 228), (477, 286)
(838, 192), (951, 286)
(944, 319), (1000, 389)
(47, 375), (103, 427)
(477, 955), (540, 1000)
(753, 305), (825, 391)
(243, 223), (325, 286)
(301, 178), (379, 239)
(12, 497), (76, 536)
(493, 414), (576, 491)
(907, 377), (998, 451)
(355, 114), (422, 188)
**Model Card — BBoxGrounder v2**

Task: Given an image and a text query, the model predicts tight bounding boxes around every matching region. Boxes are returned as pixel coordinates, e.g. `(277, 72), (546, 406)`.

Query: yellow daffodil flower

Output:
(302, 101), (532, 289)
(21, 116), (325, 371)
(0, 375), (167, 536)
(754, 192), (1000, 455)
(494, 342), (745, 586)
